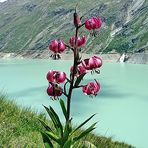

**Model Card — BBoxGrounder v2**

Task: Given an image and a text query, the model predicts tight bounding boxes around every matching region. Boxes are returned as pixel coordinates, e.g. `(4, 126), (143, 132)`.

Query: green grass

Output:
(0, 94), (134, 148)
(0, 94), (45, 147)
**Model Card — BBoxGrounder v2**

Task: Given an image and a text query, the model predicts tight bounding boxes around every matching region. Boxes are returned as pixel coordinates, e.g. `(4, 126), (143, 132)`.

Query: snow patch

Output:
(0, 0), (7, 3)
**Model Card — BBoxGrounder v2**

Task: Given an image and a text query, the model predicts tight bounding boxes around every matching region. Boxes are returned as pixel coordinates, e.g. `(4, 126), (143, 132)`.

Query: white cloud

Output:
(0, 0), (7, 3)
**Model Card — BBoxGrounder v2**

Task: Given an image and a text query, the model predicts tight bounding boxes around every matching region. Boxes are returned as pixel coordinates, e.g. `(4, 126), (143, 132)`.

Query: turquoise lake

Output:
(0, 59), (148, 148)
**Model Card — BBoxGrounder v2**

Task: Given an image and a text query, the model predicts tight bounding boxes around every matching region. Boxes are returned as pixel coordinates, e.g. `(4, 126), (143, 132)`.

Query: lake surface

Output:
(0, 59), (148, 148)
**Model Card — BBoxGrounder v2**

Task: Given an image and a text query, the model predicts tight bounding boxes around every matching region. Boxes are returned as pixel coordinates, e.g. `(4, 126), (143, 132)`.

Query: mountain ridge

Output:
(0, 0), (148, 54)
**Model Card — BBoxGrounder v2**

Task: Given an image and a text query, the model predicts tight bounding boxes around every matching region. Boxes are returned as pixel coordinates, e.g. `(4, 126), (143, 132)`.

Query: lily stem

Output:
(66, 26), (79, 122)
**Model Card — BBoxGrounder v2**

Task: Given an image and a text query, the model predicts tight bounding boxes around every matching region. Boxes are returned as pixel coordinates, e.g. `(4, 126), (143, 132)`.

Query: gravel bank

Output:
(0, 50), (120, 62)
(0, 50), (148, 64)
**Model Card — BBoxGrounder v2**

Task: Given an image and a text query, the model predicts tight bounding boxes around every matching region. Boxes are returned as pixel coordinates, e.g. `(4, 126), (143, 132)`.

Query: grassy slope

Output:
(0, 94), (134, 148)
(0, 0), (147, 53)
(105, 0), (148, 53)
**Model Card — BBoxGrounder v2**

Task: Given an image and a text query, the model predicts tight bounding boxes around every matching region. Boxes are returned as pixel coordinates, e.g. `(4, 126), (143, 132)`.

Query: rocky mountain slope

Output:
(0, 0), (147, 54)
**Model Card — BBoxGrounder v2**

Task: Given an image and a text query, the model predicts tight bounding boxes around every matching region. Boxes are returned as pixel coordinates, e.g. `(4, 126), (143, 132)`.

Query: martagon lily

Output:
(47, 84), (63, 97)
(49, 39), (66, 53)
(69, 36), (86, 48)
(39, 6), (103, 148)
(85, 16), (102, 30)
(82, 80), (100, 96)
(46, 70), (66, 84)
(82, 55), (102, 70)
(70, 64), (86, 77)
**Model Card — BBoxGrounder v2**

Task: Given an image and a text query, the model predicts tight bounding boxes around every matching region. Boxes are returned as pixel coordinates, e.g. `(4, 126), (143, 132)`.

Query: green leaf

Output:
(49, 106), (63, 137)
(43, 105), (58, 129)
(59, 99), (67, 120)
(63, 120), (72, 140)
(72, 114), (96, 134)
(63, 138), (73, 148)
(43, 105), (63, 138)
(46, 131), (61, 145)
(44, 143), (52, 148)
(41, 132), (54, 148)
(74, 73), (86, 87)
(73, 122), (97, 143)
(38, 118), (53, 132)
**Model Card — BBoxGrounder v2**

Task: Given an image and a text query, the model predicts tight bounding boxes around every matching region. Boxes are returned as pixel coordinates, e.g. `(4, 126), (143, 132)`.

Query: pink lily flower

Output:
(85, 16), (102, 30)
(82, 55), (102, 70)
(46, 70), (66, 84)
(49, 39), (66, 53)
(70, 64), (86, 77)
(82, 80), (100, 96)
(69, 36), (86, 48)
(47, 84), (63, 97)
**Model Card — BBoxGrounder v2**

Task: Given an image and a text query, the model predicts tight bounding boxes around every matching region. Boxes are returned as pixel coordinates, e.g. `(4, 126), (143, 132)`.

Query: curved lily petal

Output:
(69, 36), (74, 47)
(94, 17), (102, 29)
(91, 17), (97, 29)
(49, 39), (59, 53)
(56, 71), (66, 83)
(46, 70), (54, 82)
(85, 19), (91, 30)
(58, 39), (66, 53)
(93, 55), (102, 68)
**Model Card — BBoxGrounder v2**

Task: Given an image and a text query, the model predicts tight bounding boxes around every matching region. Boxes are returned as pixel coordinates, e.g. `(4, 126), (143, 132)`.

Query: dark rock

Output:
(135, 48), (145, 53)
(22, 3), (37, 12)
(115, 20), (124, 28)
(131, 5), (148, 16)
(32, 42), (47, 50)
(122, 24), (129, 28)
(0, 15), (16, 28)
(131, 37), (139, 44)
(48, 8), (74, 17)
(98, 3), (107, 14)
(121, 29), (133, 36)
(121, 0), (133, 11)
(106, 15), (116, 25)
(89, 3), (107, 17)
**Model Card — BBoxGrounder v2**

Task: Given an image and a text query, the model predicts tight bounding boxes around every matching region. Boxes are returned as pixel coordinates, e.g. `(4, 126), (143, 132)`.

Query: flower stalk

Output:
(66, 25), (80, 121)
(39, 6), (103, 147)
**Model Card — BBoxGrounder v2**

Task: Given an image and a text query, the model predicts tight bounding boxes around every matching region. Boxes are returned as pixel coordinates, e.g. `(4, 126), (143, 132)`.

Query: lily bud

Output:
(73, 12), (81, 27)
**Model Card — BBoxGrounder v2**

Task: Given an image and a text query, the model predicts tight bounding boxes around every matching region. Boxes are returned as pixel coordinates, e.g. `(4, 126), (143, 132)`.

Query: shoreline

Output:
(0, 50), (148, 64)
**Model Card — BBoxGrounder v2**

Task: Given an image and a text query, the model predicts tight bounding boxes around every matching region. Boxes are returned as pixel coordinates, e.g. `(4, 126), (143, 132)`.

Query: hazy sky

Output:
(0, 0), (7, 2)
